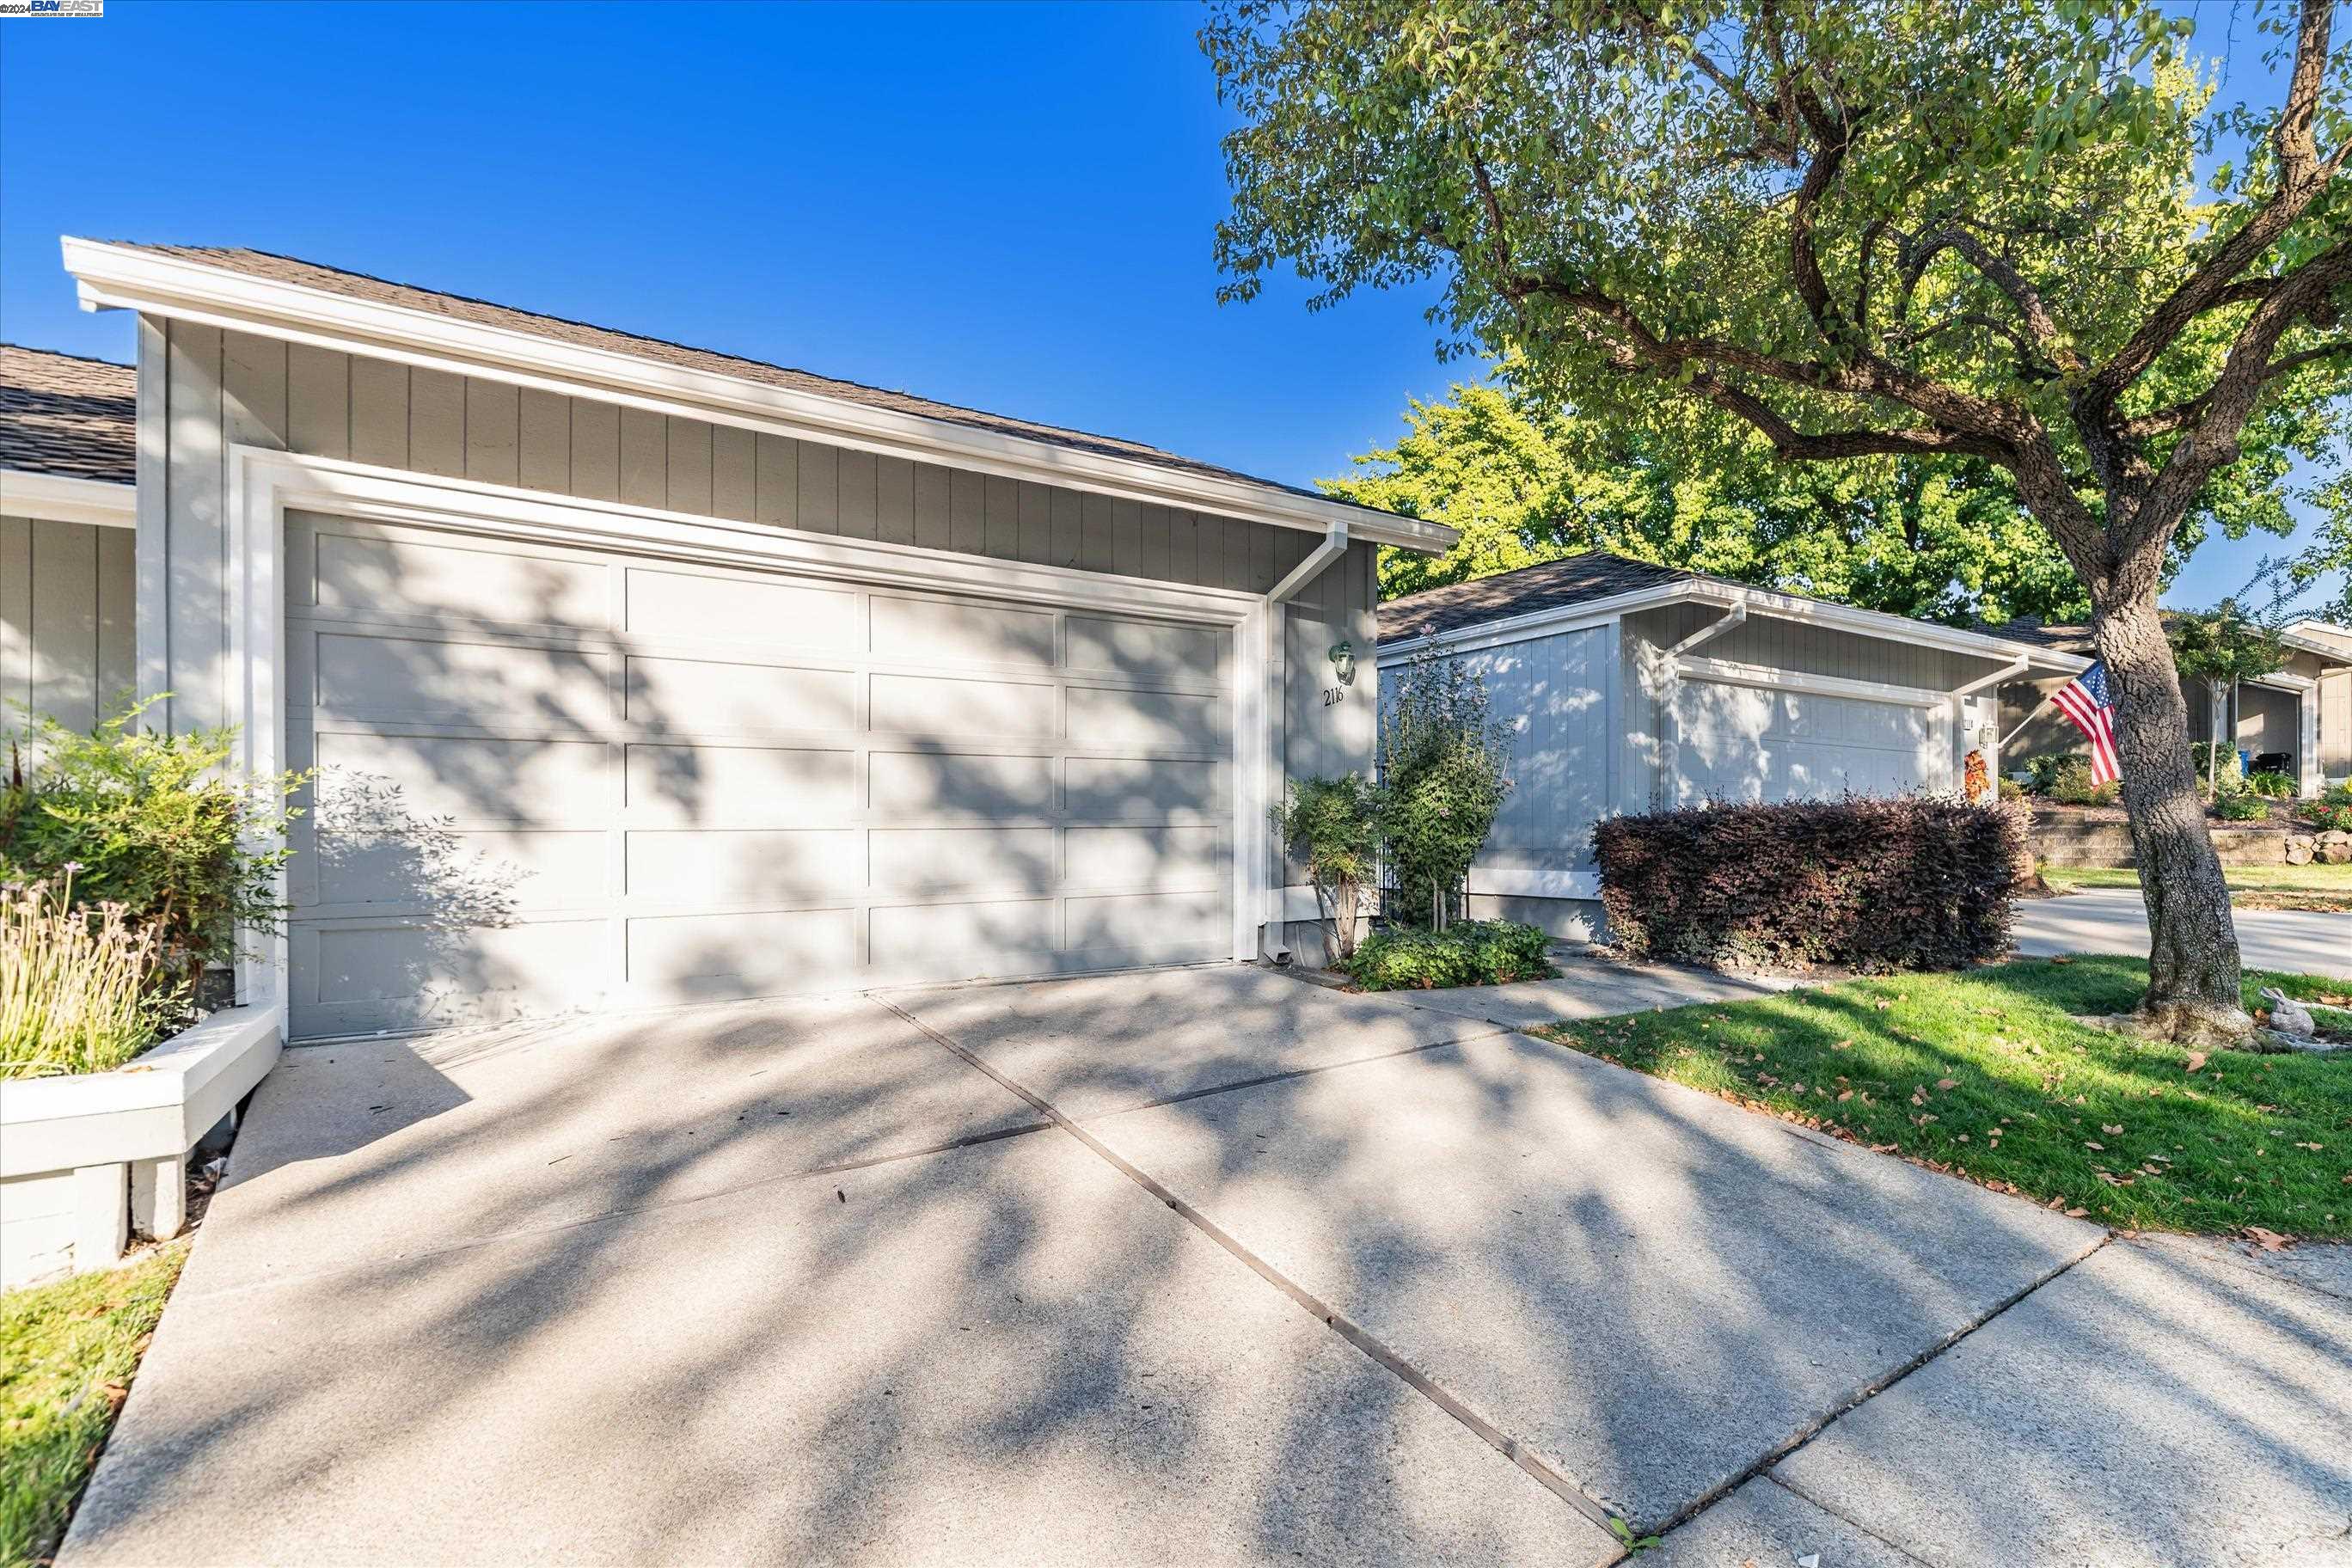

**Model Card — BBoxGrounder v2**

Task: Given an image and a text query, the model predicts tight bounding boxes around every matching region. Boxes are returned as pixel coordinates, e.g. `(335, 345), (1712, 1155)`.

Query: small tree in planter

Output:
(1273, 773), (1381, 962)
(1377, 651), (1513, 929)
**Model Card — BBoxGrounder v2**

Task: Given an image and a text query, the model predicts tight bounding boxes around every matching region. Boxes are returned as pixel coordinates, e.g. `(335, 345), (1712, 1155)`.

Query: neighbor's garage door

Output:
(1670, 678), (1953, 805)
(283, 511), (1234, 1039)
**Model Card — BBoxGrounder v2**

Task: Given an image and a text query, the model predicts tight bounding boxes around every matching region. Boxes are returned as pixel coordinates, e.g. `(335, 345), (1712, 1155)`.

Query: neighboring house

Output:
(1375, 554), (2087, 941)
(12, 237), (1459, 1037)
(1994, 618), (2352, 793)
(1, 344), (138, 732)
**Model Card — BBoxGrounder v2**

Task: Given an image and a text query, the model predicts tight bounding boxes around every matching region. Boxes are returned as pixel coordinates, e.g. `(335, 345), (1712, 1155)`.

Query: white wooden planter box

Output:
(0, 1007), (282, 1291)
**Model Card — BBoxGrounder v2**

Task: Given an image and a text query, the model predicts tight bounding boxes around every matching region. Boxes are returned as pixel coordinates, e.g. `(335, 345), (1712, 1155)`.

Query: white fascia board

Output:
(2249, 669), (2319, 692)
(1676, 652), (1951, 708)
(61, 237), (1454, 556)
(0, 468), (135, 529)
(1378, 577), (2091, 673)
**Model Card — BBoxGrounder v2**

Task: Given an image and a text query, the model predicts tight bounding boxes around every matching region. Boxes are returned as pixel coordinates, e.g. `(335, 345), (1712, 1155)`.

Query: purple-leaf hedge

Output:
(1593, 796), (2028, 973)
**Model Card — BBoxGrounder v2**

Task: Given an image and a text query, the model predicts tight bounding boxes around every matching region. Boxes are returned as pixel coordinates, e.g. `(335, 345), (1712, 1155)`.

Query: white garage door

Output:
(1670, 678), (1953, 805)
(284, 511), (1234, 1039)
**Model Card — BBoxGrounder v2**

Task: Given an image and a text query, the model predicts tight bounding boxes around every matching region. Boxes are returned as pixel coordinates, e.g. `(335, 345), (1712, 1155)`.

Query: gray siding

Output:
(1, 516), (136, 732)
(1636, 600), (2005, 689)
(1456, 624), (1614, 875)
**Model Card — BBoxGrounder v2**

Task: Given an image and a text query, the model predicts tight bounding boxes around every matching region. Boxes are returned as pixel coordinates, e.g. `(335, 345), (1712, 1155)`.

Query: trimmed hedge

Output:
(1341, 920), (1554, 991)
(1592, 796), (2026, 973)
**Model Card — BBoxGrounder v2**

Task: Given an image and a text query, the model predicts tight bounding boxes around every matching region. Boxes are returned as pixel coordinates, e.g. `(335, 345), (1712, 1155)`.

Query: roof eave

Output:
(0, 467), (136, 527)
(1378, 576), (2091, 674)
(60, 237), (1455, 555)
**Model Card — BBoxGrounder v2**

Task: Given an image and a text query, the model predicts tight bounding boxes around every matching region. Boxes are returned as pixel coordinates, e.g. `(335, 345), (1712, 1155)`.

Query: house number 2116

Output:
(1320, 687), (1346, 707)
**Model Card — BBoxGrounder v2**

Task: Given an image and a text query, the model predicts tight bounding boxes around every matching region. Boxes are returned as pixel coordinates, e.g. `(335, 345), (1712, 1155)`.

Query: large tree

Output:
(1209, 0), (2352, 1041)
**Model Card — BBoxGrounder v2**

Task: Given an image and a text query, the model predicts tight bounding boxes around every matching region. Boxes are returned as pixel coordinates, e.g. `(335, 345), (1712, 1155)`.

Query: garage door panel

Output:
(870, 827), (1057, 894)
(287, 512), (1236, 1036)
(1067, 686), (1223, 751)
(625, 655), (857, 734)
(871, 897), (1058, 969)
(870, 672), (1058, 739)
(294, 917), (609, 1037)
(312, 828), (608, 912)
(624, 744), (857, 825)
(625, 567), (858, 650)
(313, 528), (609, 630)
(1673, 680), (1951, 805)
(315, 632), (615, 723)
(1065, 756), (1223, 821)
(1064, 825), (1225, 890)
(1066, 889), (1225, 959)
(870, 595), (1057, 671)
(627, 830), (863, 903)
(868, 750), (1057, 818)
(311, 732), (615, 826)
(1066, 615), (1224, 683)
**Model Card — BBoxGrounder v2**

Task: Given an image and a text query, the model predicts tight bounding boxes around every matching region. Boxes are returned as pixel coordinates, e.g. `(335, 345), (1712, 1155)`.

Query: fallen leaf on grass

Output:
(2065, 1207), (2089, 1217)
(1935, 1078), (1959, 1091)
(2244, 1227), (2290, 1252)
(2101, 1124), (2123, 1135)
(2184, 1051), (2208, 1073)
(2050, 956), (2073, 965)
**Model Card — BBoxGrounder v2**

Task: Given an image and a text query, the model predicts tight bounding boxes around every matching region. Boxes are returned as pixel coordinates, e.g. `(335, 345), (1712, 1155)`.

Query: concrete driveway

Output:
(2014, 886), (2352, 979)
(64, 966), (2349, 1566)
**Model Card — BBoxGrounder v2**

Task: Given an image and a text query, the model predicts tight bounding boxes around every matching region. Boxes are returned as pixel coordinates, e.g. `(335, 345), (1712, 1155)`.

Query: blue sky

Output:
(0, 1), (2333, 610)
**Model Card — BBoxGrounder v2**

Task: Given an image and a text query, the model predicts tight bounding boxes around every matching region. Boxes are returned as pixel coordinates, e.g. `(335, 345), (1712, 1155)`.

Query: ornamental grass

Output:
(0, 870), (174, 1081)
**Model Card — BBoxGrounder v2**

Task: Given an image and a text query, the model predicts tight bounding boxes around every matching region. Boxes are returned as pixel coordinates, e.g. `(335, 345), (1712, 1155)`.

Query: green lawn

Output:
(2, 1243), (187, 1568)
(1533, 956), (2352, 1240)
(2039, 860), (2352, 911)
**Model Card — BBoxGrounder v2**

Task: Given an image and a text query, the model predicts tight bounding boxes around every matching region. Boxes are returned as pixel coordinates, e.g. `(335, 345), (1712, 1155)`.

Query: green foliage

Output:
(2294, 787), (2352, 835)
(1327, 377), (2092, 622)
(2214, 792), (2271, 822)
(2045, 756), (2121, 807)
(3, 1240), (187, 1567)
(1376, 652), (1513, 926)
(2170, 601), (2290, 688)
(1, 702), (303, 998)
(0, 872), (177, 1081)
(1274, 773), (1382, 959)
(1594, 797), (2026, 972)
(2188, 742), (2247, 794)
(1997, 777), (2025, 803)
(1341, 919), (1553, 990)
(2244, 769), (2297, 799)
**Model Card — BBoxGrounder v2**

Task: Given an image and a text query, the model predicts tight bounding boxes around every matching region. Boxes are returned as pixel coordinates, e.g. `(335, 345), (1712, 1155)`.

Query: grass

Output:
(1533, 955), (2352, 1240)
(2, 1243), (187, 1568)
(2038, 860), (2352, 911)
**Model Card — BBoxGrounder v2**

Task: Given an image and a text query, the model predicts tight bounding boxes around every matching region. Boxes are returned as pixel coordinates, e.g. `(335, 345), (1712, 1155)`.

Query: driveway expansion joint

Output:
(873, 994), (1632, 1540)
(1755, 1475), (1943, 1567)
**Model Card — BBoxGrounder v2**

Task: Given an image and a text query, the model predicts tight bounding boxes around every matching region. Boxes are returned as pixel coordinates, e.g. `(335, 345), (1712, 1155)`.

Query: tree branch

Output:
(2119, 340), (2352, 438)
(1899, 227), (2082, 373)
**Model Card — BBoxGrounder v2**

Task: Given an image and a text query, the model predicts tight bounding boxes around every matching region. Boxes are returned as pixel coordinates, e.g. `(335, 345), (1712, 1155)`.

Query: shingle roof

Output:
(1376, 553), (1706, 642)
(0, 344), (136, 487)
(97, 242), (1411, 527)
(1975, 617), (2094, 654)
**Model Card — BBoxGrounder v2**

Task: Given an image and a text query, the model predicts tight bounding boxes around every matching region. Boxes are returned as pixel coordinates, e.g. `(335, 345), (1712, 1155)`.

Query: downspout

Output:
(1261, 517), (1350, 945)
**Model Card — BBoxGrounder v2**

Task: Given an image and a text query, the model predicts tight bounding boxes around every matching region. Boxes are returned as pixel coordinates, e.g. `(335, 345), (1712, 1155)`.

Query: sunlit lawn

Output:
(2, 1243), (187, 1568)
(1534, 956), (2352, 1240)
(2039, 860), (2352, 911)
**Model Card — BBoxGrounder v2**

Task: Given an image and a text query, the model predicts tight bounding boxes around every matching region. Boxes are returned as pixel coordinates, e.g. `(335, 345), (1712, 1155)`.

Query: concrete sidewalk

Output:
(2013, 886), (2352, 979)
(62, 965), (2352, 1566)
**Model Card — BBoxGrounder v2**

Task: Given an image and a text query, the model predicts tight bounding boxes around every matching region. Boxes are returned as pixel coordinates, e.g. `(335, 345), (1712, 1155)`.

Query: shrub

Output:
(2214, 793), (2270, 822)
(1377, 652), (1512, 928)
(1592, 795), (2025, 973)
(1997, 777), (2025, 803)
(2293, 788), (2352, 835)
(2, 702), (303, 999)
(0, 872), (175, 1080)
(2044, 756), (2120, 806)
(2243, 769), (2295, 799)
(1341, 920), (1553, 990)
(2189, 740), (2246, 796)
(1274, 774), (1380, 960)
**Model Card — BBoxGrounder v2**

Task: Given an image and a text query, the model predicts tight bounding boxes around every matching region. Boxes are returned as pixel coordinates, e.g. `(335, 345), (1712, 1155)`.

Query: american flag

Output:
(2052, 659), (2122, 785)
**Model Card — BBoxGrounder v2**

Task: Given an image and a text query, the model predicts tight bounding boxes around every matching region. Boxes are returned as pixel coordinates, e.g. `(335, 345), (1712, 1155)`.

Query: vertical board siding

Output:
(286, 343), (350, 460)
(665, 417), (714, 517)
(465, 378), (522, 487)
(165, 322), (227, 730)
(518, 389), (572, 494)
(3, 517), (139, 732)
(408, 368), (466, 479)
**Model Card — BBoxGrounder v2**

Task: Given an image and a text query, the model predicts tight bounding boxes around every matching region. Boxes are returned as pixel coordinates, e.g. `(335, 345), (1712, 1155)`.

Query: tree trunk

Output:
(2091, 594), (2251, 1043)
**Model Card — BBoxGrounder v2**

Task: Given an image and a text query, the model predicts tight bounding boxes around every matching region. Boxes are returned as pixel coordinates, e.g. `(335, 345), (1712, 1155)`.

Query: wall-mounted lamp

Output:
(1328, 640), (1357, 687)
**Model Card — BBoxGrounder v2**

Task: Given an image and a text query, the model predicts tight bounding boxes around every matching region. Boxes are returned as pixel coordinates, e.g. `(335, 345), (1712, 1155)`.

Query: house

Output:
(1, 344), (138, 731)
(1994, 618), (2352, 793)
(6, 238), (1460, 1038)
(1375, 554), (2089, 941)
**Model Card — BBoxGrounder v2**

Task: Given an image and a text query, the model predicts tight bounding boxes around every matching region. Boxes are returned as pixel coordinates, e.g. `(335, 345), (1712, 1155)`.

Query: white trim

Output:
(64, 237), (1451, 555)
(0, 1005), (281, 1179)
(1952, 653), (2029, 698)
(226, 446), (1273, 971)
(1673, 653), (1951, 709)
(1378, 576), (2089, 674)
(0, 468), (134, 529)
